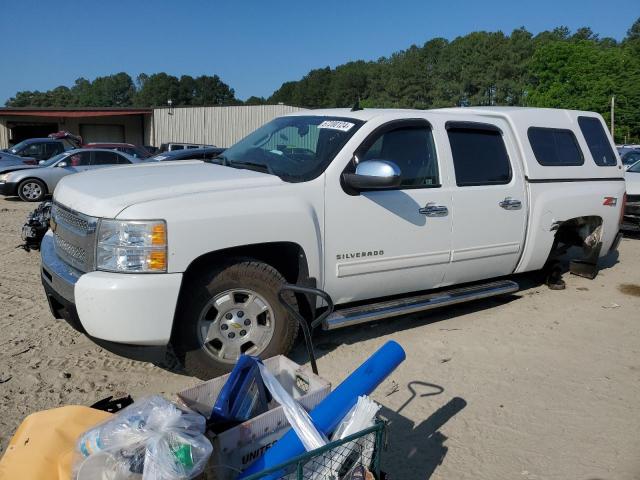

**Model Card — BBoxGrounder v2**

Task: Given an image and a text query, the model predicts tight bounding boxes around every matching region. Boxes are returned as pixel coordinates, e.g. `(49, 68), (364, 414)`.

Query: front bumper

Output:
(0, 181), (18, 196)
(40, 232), (183, 346)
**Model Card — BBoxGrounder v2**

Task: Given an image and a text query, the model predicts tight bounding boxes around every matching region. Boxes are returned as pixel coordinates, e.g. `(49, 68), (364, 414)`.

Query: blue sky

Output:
(2, 0), (638, 104)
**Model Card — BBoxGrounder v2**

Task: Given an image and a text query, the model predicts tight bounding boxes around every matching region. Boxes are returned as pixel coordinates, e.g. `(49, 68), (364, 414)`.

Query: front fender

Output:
(116, 180), (325, 283)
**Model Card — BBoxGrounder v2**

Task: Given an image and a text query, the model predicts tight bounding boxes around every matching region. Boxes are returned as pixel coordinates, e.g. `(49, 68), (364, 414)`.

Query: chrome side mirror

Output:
(57, 161), (68, 168)
(343, 160), (402, 192)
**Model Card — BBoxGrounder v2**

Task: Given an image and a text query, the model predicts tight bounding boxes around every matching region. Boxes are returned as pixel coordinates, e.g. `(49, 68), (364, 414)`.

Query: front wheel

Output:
(173, 259), (298, 379)
(17, 179), (46, 202)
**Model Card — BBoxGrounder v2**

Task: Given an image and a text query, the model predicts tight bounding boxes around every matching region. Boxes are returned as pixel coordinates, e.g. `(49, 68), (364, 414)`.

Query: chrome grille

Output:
(54, 235), (87, 265)
(51, 202), (98, 272)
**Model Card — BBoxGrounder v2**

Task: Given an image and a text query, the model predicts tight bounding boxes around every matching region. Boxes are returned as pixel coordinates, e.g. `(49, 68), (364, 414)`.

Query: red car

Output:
(84, 143), (151, 159)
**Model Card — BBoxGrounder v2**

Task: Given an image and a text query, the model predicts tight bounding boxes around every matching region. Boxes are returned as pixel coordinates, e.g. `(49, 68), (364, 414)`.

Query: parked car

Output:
(159, 142), (217, 152)
(620, 149), (640, 169)
(149, 147), (225, 162)
(0, 148), (142, 202)
(85, 143), (152, 159)
(623, 159), (640, 231)
(0, 152), (39, 172)
(1, 138), (70, 165)
(40, 107), (624, 378)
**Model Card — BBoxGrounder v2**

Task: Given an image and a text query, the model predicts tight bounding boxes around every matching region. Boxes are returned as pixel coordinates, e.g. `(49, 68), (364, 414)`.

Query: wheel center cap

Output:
(220, 309), (250, 339)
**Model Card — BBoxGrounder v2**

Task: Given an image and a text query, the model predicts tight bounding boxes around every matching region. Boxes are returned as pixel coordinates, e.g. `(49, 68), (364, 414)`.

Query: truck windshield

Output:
(213, 116), (364, 182)
(7, 140), (32, 154)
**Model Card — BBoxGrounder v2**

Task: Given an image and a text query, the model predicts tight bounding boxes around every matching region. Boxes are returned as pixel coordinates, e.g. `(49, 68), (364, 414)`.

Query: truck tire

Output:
(173, 259), (298, 379)
(17, 179), (46, 202)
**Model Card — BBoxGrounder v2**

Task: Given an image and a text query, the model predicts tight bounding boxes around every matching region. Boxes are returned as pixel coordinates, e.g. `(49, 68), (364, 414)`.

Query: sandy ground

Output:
(1, 196), (639, 480)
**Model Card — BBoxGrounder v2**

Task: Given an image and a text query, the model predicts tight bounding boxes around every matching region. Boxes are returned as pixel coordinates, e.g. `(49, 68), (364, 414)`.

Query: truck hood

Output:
(54, 161), (283, 217)
(0, 164), (38, 175)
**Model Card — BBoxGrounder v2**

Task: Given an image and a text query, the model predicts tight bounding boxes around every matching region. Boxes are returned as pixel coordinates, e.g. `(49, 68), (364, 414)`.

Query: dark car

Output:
(85, 143), (152, 159)
(148, 147), (225, 162)
(1, 138), (70, 165)
(620, 149), (640, 169)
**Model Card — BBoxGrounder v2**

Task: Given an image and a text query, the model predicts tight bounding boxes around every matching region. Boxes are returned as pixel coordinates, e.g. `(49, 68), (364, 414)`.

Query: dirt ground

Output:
(1, 196), (639, 480)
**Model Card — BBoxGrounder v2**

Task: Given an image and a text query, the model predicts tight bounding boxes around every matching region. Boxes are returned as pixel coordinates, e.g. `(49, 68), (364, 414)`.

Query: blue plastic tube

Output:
(239, 340), (406, 478)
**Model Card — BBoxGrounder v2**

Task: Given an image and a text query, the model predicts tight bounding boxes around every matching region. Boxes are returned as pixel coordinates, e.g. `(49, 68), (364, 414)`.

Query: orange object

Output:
(0, 406), (111, 480)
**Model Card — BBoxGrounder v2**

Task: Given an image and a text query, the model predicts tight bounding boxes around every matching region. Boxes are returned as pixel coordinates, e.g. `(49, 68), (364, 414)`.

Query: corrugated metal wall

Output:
(0, 120), (8, 149)
(152, 105), (306, 148)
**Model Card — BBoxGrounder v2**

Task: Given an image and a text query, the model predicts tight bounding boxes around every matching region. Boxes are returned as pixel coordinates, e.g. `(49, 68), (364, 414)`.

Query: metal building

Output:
(0, 105), (305, 150)
(150, 104), (306, 147)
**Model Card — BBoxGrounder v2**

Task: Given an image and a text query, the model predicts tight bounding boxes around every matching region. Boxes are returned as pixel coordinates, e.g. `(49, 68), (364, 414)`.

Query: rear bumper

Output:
(0, 181), (18, 196)
(622, 202), (640, 231)
(40, 231), (183, 346)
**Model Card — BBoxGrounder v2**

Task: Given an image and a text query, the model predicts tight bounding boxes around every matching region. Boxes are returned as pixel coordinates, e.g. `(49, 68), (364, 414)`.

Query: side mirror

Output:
(57, 161), (68, 168)
(38, 160), (45, 165)
(343, 160), (402, 191)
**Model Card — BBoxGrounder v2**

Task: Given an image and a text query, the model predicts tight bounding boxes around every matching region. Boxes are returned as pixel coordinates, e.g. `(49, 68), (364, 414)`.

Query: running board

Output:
(322, 280), (519, 331)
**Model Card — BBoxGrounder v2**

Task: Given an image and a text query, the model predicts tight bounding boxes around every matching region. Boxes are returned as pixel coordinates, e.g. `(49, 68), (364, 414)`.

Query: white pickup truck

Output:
(40, 107), (625, 378)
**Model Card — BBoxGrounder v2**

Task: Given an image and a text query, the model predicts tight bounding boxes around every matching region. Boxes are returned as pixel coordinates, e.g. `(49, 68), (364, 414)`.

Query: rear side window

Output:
(528, 127), (584, 166)
(116, 153), (132, 164)
(447, 126), (511, 186)
(578, 116), (617, 166)
(92, 151), (119, 165)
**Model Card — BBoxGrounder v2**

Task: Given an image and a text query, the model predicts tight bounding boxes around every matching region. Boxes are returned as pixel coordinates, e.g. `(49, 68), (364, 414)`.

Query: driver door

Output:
(324, 119), (453, 305)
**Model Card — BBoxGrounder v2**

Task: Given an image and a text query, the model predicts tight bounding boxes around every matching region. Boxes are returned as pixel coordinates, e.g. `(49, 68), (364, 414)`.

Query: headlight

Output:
(0, 174), (9, 183)
(96, 219), (167, 273)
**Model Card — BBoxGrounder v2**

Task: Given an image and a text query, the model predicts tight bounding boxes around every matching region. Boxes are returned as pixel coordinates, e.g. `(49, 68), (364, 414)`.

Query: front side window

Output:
(21, 143), (45, 158)
(447, 125), (512, 186)
(578, 116), (617, 166)
(528, 127), (584, 166)
(359, 125), (439, 188)
(217, 116), (364, 182)
(67, 152), (92, 166)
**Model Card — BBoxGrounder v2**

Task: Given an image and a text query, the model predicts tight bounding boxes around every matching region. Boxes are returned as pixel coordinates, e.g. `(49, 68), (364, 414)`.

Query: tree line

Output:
(6, 73), (238, 109)
(268, 19), (640, 143)
(6, 19), (640, 142)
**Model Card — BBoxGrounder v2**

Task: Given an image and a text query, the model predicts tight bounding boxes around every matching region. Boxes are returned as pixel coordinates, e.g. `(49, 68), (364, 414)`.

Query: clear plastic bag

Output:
(257, 362), (328, 451)
(331, 396), (380, 441)
(304, 396), (380, 480)
(74, 395), (212, 480)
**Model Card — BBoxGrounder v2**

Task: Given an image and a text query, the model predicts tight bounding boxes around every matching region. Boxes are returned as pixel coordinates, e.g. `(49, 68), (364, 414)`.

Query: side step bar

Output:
(323, 280), (519, 331)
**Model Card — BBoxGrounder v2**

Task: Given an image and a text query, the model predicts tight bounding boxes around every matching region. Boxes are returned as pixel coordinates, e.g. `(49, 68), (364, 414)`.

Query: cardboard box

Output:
(177, 355), (331, 479)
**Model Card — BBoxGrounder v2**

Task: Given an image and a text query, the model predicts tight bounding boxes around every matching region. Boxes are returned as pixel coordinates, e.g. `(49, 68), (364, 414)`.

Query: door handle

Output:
(499, 197), (522, 210)
(419, 202), (448, 217)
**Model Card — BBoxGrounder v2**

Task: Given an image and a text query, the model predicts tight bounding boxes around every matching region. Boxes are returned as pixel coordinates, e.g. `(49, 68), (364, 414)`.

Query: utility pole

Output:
(610, 95), (615, 140)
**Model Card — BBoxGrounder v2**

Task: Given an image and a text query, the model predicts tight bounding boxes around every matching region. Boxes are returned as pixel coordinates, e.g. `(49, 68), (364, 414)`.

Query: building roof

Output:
(0, 107), (152, 118)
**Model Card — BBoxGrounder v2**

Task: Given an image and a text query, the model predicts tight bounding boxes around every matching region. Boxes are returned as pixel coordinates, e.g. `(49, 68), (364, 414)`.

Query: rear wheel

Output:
(17, 179), (46, 202)
(173, 259), (298, 379)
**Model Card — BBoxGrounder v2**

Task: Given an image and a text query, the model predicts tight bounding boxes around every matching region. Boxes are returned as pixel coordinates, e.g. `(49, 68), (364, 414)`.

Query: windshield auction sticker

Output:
(318, 120), (355, 132)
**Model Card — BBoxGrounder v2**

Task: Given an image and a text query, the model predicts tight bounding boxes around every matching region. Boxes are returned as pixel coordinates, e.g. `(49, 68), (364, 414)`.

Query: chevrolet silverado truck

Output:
(40, 107), (625, 378)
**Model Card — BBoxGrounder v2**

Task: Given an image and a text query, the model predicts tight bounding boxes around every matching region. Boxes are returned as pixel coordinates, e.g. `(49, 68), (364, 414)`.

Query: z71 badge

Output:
(336, 250), (384, 261)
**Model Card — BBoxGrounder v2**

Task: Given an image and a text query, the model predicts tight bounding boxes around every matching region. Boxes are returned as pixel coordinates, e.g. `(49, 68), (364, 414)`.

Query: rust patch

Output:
(618, 284), (640, 297)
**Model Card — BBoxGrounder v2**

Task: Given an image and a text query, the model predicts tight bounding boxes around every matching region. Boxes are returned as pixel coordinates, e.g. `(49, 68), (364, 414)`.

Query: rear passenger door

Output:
(444, 121), (527, 285)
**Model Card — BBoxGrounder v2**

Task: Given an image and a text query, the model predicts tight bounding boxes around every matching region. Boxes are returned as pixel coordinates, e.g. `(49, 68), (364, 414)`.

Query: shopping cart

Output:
(241, 285), (389, 480)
